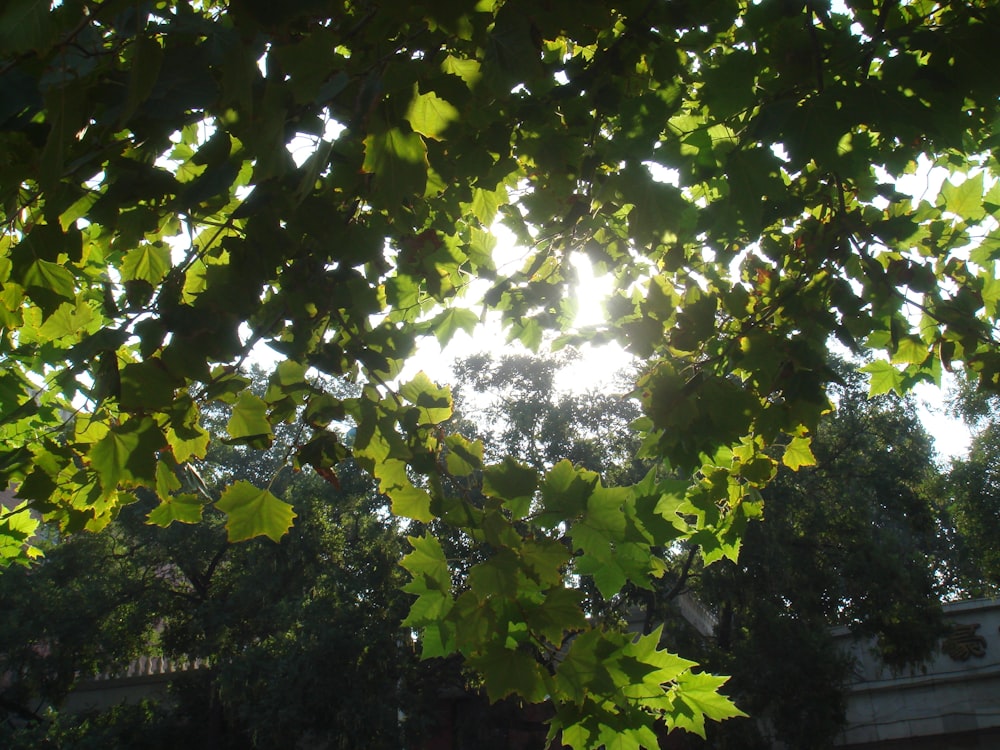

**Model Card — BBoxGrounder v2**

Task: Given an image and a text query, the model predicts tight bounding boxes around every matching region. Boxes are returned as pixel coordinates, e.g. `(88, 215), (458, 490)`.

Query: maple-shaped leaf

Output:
(861, 360), (904, 397)
(401, 534), (452, 593)
(0, 502), (41, 566)
(215, 480), (296, 542)
(431, 307), (479, 348)
(782, 435), (816, 470)
(389, 483), (435, 523)
(669, 671), (747, 738)
(939, 172), (986, 221)
(225, 391), (273, 446)
(399, 371), (452, 425)
(444, 434), (483, 476)
(361, 127), (428, 206)
(20, 259), (75, 317)
(469, 643), (549, 703)
(88, 417), (165, 494)
(405, 89), (459, 141)
(483, 457), (537, 518)
(121, 243), (171, 284)
(522, 586), (586, 644)
(147, 493), (204, 527)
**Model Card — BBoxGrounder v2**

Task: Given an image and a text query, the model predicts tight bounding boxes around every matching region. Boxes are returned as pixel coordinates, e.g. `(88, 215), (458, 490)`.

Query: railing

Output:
(86, 655), (208, 683)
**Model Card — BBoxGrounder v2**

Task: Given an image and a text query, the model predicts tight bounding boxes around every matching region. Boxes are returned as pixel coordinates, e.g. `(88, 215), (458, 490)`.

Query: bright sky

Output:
(278, 130), (980, 464)
(394, 181), (977, 464)
(399, 265), (973, 464)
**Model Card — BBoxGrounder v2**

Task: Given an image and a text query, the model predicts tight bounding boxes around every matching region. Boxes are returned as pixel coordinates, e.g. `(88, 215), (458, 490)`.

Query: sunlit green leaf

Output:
(399, 372), (452, 424)
(861, 360), (904, 397)
(940, 173), (986, 221)
(406, 90), (459, 141)
(226, 392), (273, 445)
(121, 243), (172, 285)
(88, 418), (165, 495)
(215, 480), (296, 543)
(147, 492), (204, 527)
(782, 435), (816, 470)
(431, 307), (479, 347)
(0, 502), (41, 566)
(20, 259), (75, 315)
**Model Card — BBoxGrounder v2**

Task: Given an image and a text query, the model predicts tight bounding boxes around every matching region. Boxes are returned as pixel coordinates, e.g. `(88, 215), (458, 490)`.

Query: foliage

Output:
(944, 381), (1000, 596)
(0, 701), (193, 750)
(0, 380), (423, 749)
(3, 0), (1000, 744)
(0, 528), (157, 717)
(683, 371), (949, 749)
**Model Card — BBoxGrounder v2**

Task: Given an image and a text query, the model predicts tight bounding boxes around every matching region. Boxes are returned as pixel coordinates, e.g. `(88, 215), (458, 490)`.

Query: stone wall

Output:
(834, 598), (1000, 746)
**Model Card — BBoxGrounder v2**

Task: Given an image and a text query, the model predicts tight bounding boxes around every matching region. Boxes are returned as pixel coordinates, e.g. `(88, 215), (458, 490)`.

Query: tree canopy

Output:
(2, 0), (1000, 745)
(676, 368), (949, 749)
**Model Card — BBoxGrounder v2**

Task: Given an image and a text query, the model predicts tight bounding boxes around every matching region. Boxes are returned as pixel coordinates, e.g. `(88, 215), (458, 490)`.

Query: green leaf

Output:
(0, 0), (57, 55)
(361, 127), (428, 205)
(861, 360), (904, 396)
(555, 629), (616, 703)
(523, 587), (586, 644)
(389, 483), (435, 523)
(782, 435), (816, 470)
(155, 458), (182, 500)
(121, 243), (172, 285)
(469, 185), (507, 225)
(417, 621), (457, 659)
(303, 393), (345, 428)
(88, 418), (165, 495)
(520, 538), (571, 586)
(468, 548), (521, 599)
(165, 416), (210, 463)
(538, 460), (598, 528)
(890, 336), (929, 366)
(482, 458), (537, 519)
(147, 493), (204, 527)
(470, 643), (549, 703)
(626, 626), (697, 684)
(444, 434), (483, 476)
(575, 553), (626, 599)
(431, 307), (479, 347)
(984, 272), (1000, 319)
(671, 671), (747, 739)
(939, 172), (986, 221)
(21, 259), (75, 316)
(401, 534), (452, 592)
(226, 392), (273, 445)
(215, 480), (296, 543)
(0, 503), (41, 566)
(399, 372), (453, 424)
(441, 54), (482, 86)
(406, 90), (459, 141)
(121, 34), (164, 125)
(37, 299), (96, 342)
(119, 359), (180, 411)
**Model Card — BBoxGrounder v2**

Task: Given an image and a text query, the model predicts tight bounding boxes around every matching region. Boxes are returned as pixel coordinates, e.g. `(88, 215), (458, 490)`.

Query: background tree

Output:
(943, 381), (1000, 597)
(1, 371), (423, 750)
(657, 370), (950, 749)
(3, 0), (1000, 743)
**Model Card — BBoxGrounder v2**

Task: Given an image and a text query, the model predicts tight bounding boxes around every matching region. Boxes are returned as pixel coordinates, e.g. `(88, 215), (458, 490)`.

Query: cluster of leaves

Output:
(940, 378), (1000, 597)
(1, 431), (425, 749)
(682, 370), (951, 749)
(3, 353), (977, 750)
(3, 0), (1000, 744)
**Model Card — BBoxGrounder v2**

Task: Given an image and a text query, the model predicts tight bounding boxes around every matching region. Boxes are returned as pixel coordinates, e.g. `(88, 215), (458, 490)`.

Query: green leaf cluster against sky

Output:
(2, 0), (1000, 745)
